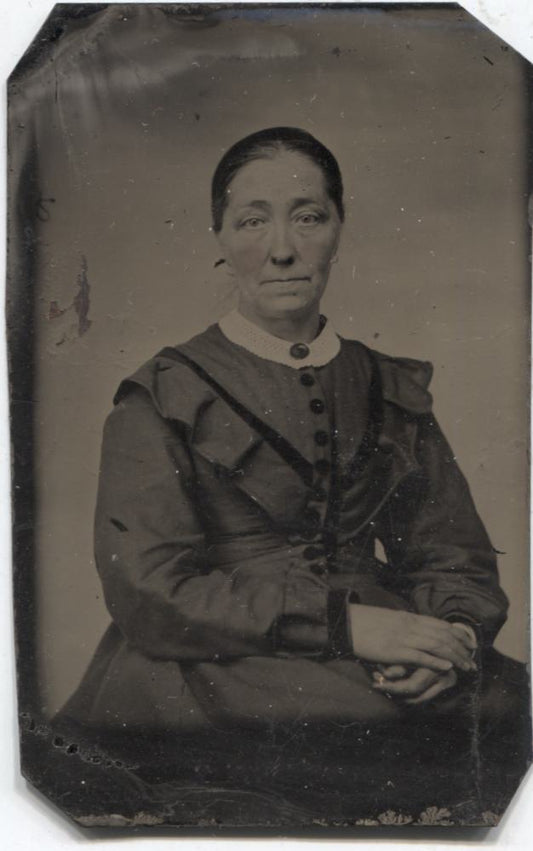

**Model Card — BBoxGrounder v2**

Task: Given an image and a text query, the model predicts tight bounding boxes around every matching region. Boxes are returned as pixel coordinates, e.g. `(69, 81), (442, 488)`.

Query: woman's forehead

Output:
(226, 151), (329, 206)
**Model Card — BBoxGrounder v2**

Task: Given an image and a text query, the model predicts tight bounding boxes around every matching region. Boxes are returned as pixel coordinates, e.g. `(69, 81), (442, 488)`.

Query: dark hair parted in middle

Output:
(211, 126), (345, 233)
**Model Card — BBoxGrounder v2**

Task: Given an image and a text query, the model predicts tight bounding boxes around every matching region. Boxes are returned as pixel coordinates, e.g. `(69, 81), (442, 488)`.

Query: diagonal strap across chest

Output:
(157, 347), (315, 486)
(156, 345), (384, 490)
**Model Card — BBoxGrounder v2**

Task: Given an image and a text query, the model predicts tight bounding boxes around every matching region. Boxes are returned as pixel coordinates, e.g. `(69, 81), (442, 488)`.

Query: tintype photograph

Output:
(7, 1), (532, 830)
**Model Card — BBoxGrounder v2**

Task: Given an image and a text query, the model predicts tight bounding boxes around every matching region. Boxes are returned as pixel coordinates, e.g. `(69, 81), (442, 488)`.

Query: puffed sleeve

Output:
(94, 385), (342, 661)
(375, 411), (509, 645)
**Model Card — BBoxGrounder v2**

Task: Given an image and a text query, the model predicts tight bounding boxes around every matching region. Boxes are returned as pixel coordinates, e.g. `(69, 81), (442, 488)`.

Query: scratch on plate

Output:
(73, 255), (92, 336)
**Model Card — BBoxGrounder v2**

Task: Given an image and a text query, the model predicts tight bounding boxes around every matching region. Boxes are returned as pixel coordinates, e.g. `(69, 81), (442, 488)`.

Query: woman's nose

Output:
(270, 224), (295, 266)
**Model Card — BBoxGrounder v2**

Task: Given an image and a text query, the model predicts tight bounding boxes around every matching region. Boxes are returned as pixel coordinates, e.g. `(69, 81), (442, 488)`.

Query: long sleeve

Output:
(94, 386), (337, 662)
(374, 412), (509, 644)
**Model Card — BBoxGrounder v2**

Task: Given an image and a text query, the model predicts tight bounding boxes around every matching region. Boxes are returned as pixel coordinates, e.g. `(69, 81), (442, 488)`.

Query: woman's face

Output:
(217, 151), (342, 326)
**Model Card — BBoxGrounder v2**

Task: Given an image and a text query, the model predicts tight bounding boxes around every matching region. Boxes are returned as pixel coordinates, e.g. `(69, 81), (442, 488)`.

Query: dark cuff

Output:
(327, 589), (357, 657)
(443, 612), (485, 647)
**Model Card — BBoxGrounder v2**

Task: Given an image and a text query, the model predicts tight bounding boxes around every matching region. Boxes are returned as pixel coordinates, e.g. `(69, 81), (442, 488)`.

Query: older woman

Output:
(58, 127), (527, 816)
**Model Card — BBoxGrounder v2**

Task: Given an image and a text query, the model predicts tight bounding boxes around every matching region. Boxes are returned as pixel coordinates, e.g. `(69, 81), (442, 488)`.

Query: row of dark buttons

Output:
(302, 544), (328, 576)
(309, 398), (325, 414)
(297, 367), (329, 552)
(302, 507), (322, 532)
(300, 494), (328, 535)
(310, 563), (327, 576)
(315, 458), (330, 475)
(303, 545), (328, 576)
(303, 545), (324, 560)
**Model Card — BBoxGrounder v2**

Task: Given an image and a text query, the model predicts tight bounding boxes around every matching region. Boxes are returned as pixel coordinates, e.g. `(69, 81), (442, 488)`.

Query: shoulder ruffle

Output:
(341, 340), (433, 415)
(117, 337), (434, 426)
(113, 352), (216, 431)
(372, 348), (433, 414)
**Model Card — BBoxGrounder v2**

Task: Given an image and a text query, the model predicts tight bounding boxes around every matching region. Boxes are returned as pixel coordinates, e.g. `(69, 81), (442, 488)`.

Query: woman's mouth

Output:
(261, 276), (311, 284)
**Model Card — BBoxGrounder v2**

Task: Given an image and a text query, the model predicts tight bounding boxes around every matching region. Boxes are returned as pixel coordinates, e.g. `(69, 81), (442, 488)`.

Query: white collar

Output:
(218, 309), (341, 369)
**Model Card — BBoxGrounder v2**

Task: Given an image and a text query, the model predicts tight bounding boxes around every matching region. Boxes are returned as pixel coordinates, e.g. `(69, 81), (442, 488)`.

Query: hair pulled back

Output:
(211, 126), (344, 233)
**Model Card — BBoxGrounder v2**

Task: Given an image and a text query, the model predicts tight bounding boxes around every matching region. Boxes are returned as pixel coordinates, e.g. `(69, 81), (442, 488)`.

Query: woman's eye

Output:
(296, 212), (321, 226)
(240, 217), (265, 229)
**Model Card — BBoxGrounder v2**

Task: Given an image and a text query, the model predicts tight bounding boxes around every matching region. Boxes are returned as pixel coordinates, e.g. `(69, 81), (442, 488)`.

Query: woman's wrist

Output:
(326, 589), (357, 657)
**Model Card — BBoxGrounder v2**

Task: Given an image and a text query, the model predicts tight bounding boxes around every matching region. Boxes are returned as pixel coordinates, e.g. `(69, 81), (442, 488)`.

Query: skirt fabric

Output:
(53, 647), (530, 823)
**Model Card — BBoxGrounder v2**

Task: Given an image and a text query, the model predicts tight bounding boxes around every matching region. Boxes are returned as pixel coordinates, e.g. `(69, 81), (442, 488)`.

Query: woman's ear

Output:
(212, 228), (233, 271)
(216, 230), (233, 263)
(215, 257), (234, 274)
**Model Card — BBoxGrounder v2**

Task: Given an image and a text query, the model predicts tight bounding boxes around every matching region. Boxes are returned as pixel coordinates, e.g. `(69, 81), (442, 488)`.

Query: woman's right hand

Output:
(348, 604), (477, 672)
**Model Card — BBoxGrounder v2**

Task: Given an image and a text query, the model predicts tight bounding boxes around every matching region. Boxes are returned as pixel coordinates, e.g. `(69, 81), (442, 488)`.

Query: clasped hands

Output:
(348, 604), (477, 705)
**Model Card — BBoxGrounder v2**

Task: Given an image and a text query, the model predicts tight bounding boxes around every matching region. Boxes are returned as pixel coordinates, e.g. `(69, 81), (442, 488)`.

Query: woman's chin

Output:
(260, 294), (318, 320)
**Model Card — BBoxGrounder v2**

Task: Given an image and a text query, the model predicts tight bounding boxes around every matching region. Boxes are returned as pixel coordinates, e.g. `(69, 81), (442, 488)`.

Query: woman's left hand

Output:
(372, 664), (458, 704)
(371, 620), (476, 703)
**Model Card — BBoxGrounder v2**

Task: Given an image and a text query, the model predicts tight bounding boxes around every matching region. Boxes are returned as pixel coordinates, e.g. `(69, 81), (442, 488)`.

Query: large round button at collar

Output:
(290, 342), (310, 360)
(310, 562), (328, 576)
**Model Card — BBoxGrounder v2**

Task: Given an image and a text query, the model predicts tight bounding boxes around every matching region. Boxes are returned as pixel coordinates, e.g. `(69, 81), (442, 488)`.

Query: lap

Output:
(53, 649), (529, 819)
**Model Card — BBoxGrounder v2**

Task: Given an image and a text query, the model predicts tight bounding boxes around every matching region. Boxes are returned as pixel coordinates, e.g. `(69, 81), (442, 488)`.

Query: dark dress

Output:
(56, 321), (530, 820)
